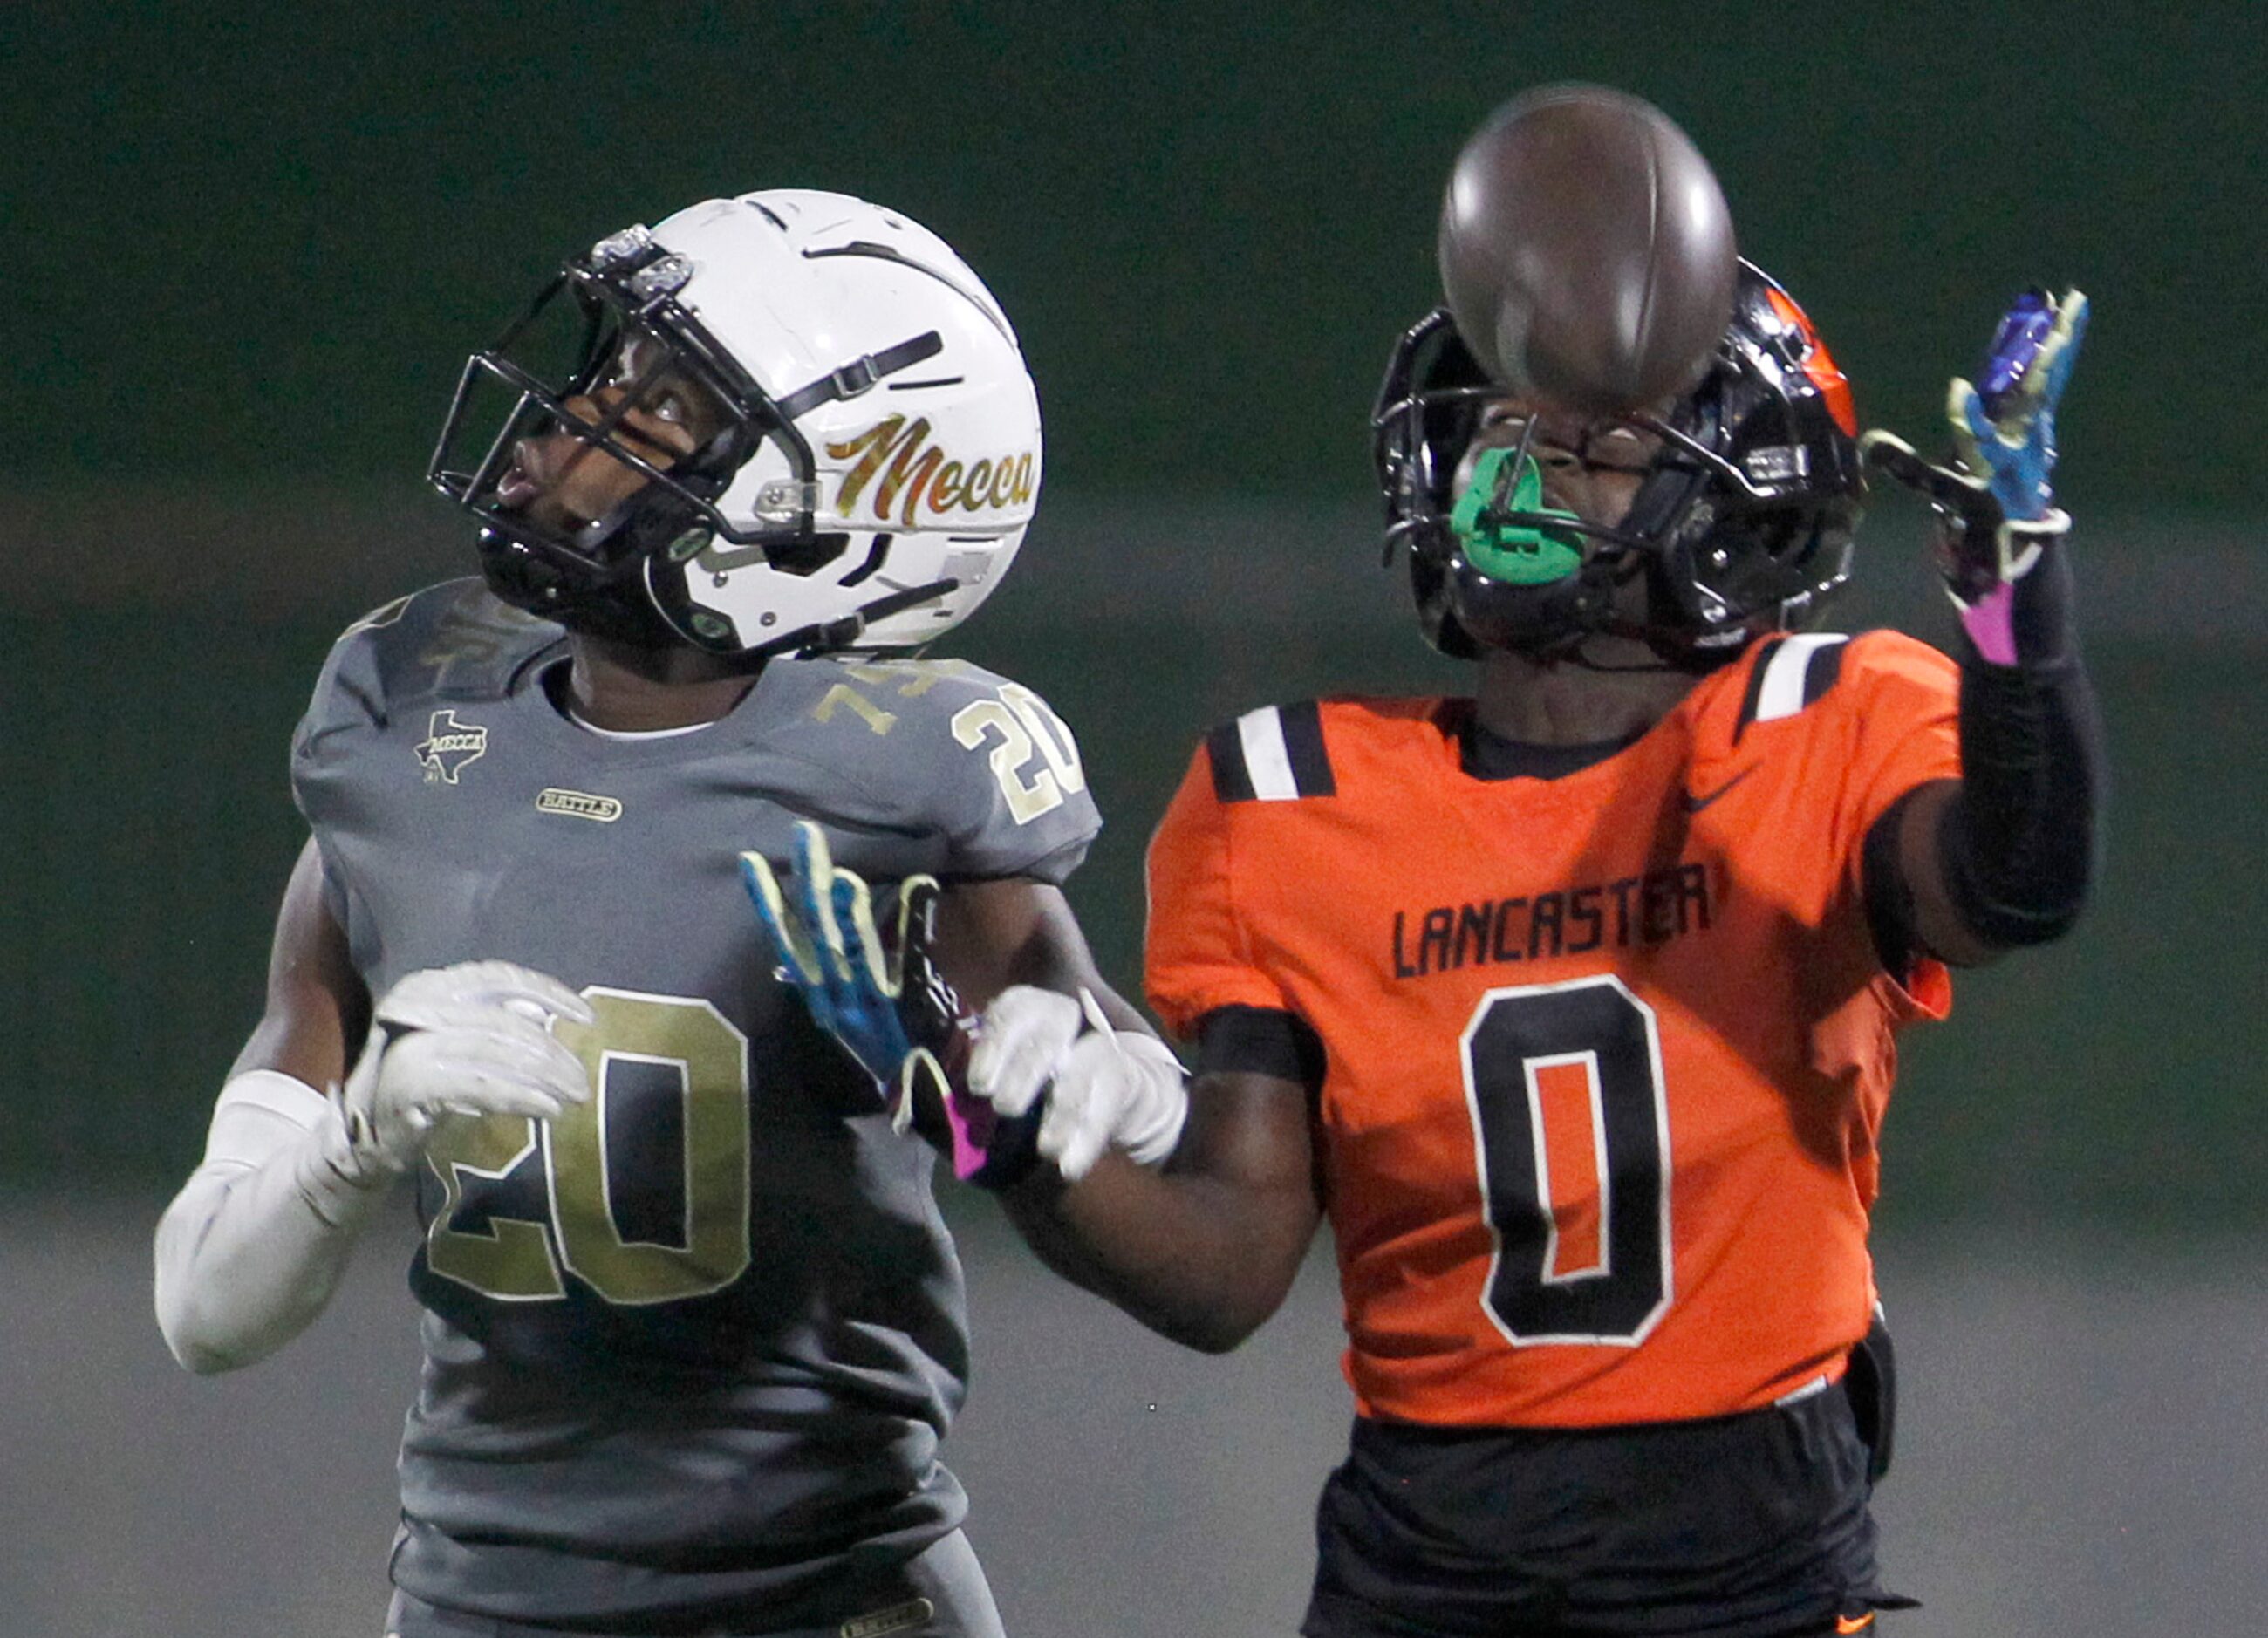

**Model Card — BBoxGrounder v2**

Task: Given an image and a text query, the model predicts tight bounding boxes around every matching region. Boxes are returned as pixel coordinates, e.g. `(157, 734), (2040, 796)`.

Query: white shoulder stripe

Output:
(1753, 633), (1848, 725)
(1235, 706), (1301, 802)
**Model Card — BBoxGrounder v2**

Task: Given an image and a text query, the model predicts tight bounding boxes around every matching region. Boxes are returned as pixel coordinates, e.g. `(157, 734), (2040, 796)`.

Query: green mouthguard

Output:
(1448, 447), (1585, 585)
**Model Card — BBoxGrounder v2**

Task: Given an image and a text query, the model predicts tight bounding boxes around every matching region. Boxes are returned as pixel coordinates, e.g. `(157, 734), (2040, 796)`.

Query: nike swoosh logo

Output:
(1835, 1615), (1878, 1635)
(1682, 767), (1756, 813)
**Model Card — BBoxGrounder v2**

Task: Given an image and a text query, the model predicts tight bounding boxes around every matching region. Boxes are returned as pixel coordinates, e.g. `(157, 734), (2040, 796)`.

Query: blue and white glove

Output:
(1860, 288), (2087, 661)
(741, 822), (1030, 1185)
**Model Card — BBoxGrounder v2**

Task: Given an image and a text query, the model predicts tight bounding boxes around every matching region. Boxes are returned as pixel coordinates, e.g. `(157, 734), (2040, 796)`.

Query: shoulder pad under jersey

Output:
(760, 653), (1102, 884)
(294, 579), (565, 757)
(1730, 629), (1957, 742)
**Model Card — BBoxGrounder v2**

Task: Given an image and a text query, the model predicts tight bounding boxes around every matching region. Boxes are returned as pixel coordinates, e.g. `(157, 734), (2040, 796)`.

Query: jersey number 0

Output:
(1462, 975), (1673, 1347)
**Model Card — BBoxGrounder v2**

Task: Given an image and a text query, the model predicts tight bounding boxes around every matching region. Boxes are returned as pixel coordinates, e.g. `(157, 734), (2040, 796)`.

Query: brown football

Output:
(1438, 84), (1739, 416)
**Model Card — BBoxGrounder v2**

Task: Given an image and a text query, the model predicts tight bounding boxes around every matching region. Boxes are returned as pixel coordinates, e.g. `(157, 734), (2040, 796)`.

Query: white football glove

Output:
(968, 986), (1188, 1182)
(337, 960), (593, 1178)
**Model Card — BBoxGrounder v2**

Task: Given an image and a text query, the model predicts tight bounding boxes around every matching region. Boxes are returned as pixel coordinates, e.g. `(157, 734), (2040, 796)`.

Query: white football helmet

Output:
(431, 190), (1042, 658)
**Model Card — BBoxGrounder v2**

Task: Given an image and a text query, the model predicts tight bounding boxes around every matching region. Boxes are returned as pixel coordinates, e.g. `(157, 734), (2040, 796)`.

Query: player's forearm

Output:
(1939, 547), (2106, 949)
(153, 1072), (393, 1374)
(996, 1073), (1321, 1353)
(1003, 1171), (1308, 1352)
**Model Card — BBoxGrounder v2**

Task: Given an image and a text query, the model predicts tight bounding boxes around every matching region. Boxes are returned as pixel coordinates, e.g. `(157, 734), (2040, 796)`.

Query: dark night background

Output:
(2, 6), (2262, 1635)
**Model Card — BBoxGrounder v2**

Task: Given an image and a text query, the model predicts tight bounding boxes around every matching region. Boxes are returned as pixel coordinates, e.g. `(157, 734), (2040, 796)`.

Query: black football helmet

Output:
(1372, 260), (1864, 666)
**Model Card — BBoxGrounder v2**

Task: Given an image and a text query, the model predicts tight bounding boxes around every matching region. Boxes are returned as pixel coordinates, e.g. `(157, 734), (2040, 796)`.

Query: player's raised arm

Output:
(1861, 290), (2106, 967)
(154, 838), (591, 1373)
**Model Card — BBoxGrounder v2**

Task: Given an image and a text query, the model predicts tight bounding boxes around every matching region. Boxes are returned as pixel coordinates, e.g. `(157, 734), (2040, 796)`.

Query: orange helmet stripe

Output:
(1763, 285), (1858, 437)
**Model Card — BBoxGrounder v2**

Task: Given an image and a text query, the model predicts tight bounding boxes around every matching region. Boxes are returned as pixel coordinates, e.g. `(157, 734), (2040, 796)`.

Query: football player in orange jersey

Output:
(936, 262), (2105, 1637)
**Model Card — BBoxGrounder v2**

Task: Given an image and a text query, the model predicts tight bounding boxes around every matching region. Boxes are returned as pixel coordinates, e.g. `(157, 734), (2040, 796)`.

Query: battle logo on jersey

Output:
(537, 788), (623, 822)
(839, 1597), (938, 1638)
(415, 709), (490, 785)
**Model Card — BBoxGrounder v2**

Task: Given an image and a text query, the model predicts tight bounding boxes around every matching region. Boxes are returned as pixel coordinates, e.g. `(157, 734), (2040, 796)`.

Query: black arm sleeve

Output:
(1935, 547), (2108, 949)
(1196, 1005), (1327, 1092)
(1862, 788), (1925, 978)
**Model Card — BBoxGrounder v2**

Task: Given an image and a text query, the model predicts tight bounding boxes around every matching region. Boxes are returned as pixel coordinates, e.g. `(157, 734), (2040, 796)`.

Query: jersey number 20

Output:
(1462, 975), (1672, 1347)
(951, 683), (1086, 825)
(420, 989), (753, 1306)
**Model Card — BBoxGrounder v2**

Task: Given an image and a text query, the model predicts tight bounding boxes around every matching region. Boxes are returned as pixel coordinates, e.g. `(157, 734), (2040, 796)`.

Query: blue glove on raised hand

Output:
(740, 822), (1034, 1186)
(1859, 288), (2087, 660)
(1952, 286), (2087, 526)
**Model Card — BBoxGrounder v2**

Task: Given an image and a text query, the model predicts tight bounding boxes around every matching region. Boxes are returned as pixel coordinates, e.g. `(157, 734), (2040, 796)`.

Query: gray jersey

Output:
(290, 580), (1098, 1631)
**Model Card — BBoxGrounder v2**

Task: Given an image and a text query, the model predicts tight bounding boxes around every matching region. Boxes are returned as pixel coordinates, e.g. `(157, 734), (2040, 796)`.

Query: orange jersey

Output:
(1144, 631), (1960, 1428)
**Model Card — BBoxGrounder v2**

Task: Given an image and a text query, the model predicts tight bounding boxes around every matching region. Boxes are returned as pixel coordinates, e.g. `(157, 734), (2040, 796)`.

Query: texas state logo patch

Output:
(415, 709), (489, 785)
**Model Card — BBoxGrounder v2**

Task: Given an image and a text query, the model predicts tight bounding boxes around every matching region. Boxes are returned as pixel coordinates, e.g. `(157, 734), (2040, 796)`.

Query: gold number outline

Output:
(951, 686), (1086, 824)
(422, 986), (755, 1307)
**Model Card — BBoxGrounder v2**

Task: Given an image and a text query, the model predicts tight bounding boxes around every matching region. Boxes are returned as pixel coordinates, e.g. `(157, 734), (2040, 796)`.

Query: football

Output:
(1438, 84), (1739, 416)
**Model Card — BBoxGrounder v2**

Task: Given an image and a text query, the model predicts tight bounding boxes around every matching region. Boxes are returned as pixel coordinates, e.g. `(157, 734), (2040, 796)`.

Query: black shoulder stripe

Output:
(1736, 634), (1851, 736)
(1803, 636), (1846, 706)
(1205, 702), (1336, 803)
(1733, 638), (1785, 743)
(1277, 700), (1337, 797)
(1206, 719), (1255, 802)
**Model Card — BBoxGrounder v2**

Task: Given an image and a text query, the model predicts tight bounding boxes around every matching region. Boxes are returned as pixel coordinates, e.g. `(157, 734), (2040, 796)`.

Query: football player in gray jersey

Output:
(153, 191), (1189, 1638)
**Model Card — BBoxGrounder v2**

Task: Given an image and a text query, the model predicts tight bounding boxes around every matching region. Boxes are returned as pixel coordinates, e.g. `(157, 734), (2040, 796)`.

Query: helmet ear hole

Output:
(763, 534), (850, 577)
